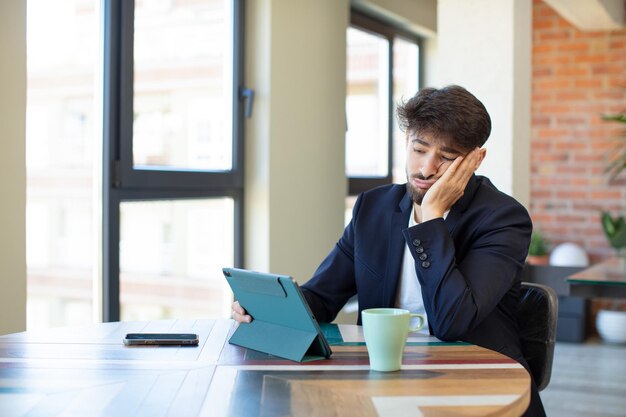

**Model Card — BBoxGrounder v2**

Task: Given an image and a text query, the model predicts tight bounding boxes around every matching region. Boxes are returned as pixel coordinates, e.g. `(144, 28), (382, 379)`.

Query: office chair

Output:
(518, 281), (559, 391)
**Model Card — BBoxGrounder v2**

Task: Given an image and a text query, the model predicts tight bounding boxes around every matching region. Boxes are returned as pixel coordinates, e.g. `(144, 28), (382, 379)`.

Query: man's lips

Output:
(411, 178), (435, 190)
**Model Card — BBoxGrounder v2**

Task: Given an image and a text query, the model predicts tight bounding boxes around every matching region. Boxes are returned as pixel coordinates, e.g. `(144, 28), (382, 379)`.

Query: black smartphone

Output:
(123, 333), (199, 346)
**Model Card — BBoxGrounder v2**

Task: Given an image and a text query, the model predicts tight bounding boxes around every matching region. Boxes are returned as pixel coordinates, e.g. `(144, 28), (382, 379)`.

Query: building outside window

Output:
(345, 12), (421, 223)
(25, 0), (243, 329)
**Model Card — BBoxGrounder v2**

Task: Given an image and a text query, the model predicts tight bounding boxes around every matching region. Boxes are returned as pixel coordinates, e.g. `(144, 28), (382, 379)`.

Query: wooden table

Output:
(0, 319), (530, 417)
(567, 257), (626, 298)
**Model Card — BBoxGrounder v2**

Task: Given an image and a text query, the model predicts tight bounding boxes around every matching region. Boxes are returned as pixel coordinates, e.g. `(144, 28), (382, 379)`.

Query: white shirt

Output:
(394, 207), (448, 334)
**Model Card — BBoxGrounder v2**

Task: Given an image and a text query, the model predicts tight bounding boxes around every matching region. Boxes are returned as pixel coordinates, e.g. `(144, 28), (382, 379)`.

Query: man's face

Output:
(405, 131), (465, 205)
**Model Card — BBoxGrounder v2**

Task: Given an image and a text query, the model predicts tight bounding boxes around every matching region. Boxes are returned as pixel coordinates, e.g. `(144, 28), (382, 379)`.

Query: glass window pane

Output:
(119, 198), (234, 321)
(133, 0), (233, 171)
(346, 27), (390, 178)
(26, 0), (100, 330)
(392, 37), (420, 184)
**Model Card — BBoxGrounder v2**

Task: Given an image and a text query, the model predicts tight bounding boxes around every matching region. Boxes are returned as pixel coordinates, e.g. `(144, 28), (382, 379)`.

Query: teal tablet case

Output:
(223, 268), (332, 362)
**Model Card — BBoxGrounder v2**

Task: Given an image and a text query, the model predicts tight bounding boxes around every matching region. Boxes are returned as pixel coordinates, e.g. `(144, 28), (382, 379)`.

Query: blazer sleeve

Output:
(402, 200), (532, 341)
(300, 195), (362, 323)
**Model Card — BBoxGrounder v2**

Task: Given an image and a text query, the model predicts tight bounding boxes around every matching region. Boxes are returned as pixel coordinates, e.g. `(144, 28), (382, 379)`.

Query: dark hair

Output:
(396, 85), (491, 151)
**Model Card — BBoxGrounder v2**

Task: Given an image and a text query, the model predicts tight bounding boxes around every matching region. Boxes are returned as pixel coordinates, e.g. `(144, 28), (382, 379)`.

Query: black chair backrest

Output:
(518, 281), (558, 391)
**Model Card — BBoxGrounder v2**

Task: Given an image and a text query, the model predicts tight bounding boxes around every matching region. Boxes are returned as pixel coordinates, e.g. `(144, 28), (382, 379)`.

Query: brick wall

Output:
(531, 0), (626, 264)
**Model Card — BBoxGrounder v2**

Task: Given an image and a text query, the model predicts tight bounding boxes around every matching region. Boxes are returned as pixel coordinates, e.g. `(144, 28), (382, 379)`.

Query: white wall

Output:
(244, 0), (349, 283)
(0, 0), (27, 334)
(434, 0), (531, 207)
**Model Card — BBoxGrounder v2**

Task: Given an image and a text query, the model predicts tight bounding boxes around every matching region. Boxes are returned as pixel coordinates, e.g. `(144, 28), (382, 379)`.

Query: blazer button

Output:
(412, 239), (421, 246)
(422, 261), (431, 268)
(419, 253), (428, 261)
(416, 247), (424, 254)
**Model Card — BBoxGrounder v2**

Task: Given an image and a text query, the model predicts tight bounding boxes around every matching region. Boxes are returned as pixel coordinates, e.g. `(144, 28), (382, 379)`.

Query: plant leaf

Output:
(602, 211), (617, 237)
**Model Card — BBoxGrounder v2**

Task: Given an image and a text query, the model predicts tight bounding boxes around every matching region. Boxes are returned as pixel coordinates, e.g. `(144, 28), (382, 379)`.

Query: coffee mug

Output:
(361, 308), (425, 372)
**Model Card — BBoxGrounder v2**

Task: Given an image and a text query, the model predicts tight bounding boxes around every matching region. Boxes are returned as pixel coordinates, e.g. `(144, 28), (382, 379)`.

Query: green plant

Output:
(601, 211), (626, 255)
(602, 110), (626, 180)
(601, 106), (626, 255)
(528, 231), (549, 257)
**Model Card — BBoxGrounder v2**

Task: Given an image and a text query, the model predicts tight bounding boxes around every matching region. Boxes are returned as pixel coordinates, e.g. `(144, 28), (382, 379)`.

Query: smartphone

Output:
(123, 333), (199, 346)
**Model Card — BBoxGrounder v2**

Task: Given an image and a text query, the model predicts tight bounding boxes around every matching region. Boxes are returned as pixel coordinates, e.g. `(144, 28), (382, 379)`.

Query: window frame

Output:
(347, 10), (423, 196)
(102, 0), (245, 321)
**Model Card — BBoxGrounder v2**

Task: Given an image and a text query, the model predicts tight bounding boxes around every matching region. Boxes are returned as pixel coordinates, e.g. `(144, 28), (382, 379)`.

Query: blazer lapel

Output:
(383, 192), (413, 307)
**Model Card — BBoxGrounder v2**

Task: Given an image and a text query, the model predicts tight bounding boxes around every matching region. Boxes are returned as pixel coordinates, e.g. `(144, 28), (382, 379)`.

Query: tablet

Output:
(223, 267), (332, 362)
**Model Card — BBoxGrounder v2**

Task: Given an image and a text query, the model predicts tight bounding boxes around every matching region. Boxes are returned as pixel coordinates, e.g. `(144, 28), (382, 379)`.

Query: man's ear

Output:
(478, 148), (487, 163)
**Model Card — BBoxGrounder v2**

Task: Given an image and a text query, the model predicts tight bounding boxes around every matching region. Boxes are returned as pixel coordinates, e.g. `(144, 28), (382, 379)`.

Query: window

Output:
(345, 12), (421, 221)
(345, 27), (390, 179)
(104, 0), (244, 321)
(25, 0), (245, 328)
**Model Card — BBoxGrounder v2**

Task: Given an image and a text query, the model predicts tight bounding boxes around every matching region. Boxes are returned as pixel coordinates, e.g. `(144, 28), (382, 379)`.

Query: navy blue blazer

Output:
(301, 175), (532, 365)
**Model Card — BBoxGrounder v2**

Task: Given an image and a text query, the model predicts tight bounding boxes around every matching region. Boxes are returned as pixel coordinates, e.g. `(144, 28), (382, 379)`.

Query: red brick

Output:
(534, 55), (571, 66)
(554, 67), (589, 77)
(558, 215), (590, 224)
(554, 141), (587, 150)
(574, 31), (609, 39)
(591, 190), (623, 200)
(558, 42), (589, 52)
(576, 157), (605, 167)
(574, 54), (608, 63)
(533, 44), (554, 54)
(556, 91), (590, 102)
(592, 64), (625, 75)
(609, 78), (626, 88)
(538, 152), (569, 162)
(556, 165), (589, 175)
(533, 67), (553, 77)
(570, 178), (592, 186)
(535, 78), (572, 90)
(607, 52), (626, 62)
(594, 90), (625, 100)
(555, 190), (587, 199)
(536, 103), (572, 113)
(536, 127), (570, 138)
(573, 103), (611, 113)
(556, 19), (575, 29)
(554, 116), (587, 125)
(574, 79), (603, 89)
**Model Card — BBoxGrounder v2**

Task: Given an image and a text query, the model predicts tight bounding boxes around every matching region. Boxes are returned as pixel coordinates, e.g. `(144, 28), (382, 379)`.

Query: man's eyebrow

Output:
(412, 138), (431, 147)
(412, 138), (463, 155)
(440, 145), (463, 155)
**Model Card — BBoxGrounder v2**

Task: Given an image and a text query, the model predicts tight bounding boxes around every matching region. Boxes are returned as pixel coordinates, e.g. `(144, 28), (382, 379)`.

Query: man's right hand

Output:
(421, 147), (485, 222)
(231, 301), (253, 323)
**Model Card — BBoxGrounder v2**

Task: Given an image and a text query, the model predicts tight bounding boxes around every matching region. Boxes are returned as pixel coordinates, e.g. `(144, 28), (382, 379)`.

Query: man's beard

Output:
(406, 173), (427, 205)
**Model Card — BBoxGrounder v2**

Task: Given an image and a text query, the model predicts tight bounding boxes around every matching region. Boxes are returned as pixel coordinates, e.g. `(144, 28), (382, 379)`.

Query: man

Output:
(232, 85), (545, 416)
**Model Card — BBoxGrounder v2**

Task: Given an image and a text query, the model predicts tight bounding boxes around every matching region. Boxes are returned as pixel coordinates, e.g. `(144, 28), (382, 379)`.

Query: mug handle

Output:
(408, 313), (425, 333)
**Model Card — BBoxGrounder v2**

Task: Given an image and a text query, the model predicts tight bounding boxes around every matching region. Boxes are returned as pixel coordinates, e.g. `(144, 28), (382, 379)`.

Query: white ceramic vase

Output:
(596, 309), (626, 344)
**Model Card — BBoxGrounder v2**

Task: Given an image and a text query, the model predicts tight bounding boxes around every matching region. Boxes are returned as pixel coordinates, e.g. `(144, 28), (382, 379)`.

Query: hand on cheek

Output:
(421, 148), (484, 221)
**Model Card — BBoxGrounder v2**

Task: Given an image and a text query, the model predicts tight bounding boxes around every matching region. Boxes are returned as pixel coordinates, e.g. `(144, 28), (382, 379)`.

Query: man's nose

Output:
(420, 155), (439, 179)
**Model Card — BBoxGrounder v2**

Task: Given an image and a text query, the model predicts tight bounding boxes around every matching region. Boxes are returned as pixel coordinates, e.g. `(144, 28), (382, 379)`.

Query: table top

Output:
(0, 319), (530, 417)
(567, 257), (626, 286)
(566, 257), (626, 298)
